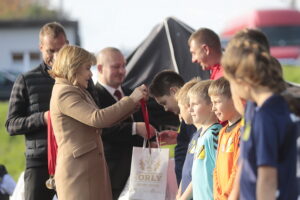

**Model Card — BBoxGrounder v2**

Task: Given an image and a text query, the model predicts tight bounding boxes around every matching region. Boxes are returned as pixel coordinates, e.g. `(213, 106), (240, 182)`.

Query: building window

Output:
(30, 52), (40, 61)
(11, 52), (25, 71)
(12, 53), (23, 62)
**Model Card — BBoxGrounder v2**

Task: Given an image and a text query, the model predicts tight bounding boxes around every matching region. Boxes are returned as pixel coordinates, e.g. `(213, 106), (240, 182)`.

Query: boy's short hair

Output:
(208, 77), (231, 99)
(149, 70), (185, 97)
(175, 77), (201, 106)
(188, 80), (212, 104)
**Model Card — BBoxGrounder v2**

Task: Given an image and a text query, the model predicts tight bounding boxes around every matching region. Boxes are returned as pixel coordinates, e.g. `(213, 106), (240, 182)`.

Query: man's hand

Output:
(44, 111), (49, 125)
(158, 130), (178, 145)
(136, 122), (156, 139)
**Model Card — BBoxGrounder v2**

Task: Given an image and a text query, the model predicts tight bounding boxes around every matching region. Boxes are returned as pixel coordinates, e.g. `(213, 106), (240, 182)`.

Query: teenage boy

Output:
(149, 70), (196, 185)
(208, 77), (241, 200)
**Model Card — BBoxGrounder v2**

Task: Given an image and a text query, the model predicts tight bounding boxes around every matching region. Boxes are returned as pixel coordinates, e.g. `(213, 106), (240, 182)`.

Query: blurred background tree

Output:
(0, 0), (66, 19)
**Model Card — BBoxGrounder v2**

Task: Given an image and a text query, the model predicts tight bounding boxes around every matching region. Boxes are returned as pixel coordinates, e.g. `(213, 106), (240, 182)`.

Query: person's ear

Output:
(236, 78), (251, 94)
(202, 44), (209, 55)
(39, 41), (43, 52)
(169, 87), (179, 96)
(97, 64), (103, 73)
(236, 78), (246, 86)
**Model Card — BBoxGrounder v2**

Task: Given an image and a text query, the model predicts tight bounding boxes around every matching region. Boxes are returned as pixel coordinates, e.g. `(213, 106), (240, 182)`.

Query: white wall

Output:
(0, 26), (77, 73)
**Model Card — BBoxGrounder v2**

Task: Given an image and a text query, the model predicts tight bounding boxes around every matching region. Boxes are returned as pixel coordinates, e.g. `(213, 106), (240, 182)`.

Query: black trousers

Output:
(24, 166), (55, 200)
(0, 193), (9, 200)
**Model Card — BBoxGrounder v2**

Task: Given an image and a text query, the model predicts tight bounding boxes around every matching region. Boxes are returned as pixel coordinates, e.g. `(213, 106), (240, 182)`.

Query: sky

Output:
(49, 0), (293, 54)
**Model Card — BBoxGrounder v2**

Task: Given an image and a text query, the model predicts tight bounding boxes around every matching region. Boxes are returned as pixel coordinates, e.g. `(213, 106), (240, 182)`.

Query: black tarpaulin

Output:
(124, 17), (210, 89)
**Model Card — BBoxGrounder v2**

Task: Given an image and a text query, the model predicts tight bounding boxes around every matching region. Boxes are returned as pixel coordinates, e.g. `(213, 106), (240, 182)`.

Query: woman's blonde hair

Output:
(51, 45), (96, 85)
(222, 39), (286, 94)
(175, 77), (201, 106)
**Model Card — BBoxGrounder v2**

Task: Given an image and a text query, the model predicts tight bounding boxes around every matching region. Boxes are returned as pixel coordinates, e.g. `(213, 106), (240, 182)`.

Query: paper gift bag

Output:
(128, 147), (169, 200)
(165, 158), (178, 200)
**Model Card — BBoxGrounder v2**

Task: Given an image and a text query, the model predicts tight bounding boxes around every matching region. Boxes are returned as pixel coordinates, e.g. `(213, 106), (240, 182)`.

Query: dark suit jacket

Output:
(94, 82), (144, 199)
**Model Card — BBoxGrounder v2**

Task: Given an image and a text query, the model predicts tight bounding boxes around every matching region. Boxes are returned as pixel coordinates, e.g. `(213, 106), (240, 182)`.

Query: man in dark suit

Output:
(94, 47), (156, 200)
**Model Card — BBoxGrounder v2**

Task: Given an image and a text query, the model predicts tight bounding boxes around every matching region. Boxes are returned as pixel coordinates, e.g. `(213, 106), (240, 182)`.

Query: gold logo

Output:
(226, 137), (234, 152)
(135, 155), (162, 182)
(139, 155), (160, 172)
(196, 145), (205, 160)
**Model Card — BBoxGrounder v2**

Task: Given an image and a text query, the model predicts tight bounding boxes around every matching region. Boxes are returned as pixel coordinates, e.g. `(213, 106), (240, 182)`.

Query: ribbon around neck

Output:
(140, 99), (151, 139)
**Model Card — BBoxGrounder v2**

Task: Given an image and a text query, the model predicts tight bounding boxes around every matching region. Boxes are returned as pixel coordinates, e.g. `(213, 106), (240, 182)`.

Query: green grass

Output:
(283, 65), (300, 83)
(162, 144), (175, 158)
(0, 101), (25, 181)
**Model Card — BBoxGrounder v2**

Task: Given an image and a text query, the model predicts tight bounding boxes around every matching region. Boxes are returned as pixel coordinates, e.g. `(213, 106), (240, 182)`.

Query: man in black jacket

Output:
(5, 22), (68, 200)
(95, 47), (156, 200)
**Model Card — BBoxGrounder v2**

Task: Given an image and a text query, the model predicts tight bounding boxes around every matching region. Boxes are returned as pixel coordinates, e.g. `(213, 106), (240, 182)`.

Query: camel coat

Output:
(50, 78), (136, 200)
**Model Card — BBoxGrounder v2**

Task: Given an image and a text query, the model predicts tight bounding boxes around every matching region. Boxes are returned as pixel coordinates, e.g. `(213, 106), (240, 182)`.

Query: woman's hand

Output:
(130, 84), (148, 103)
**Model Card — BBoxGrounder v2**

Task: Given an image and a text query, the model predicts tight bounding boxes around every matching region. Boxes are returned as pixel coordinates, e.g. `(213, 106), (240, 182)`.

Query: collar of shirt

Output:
(209, 63), (223, 80)
(98, 81), (124, 99)
(207, 63), (220, 70)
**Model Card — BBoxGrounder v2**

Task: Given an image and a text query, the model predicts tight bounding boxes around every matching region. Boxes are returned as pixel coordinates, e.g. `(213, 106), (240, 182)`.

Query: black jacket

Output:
(5, 63), (54, 168)
(94, 83), (143, 199)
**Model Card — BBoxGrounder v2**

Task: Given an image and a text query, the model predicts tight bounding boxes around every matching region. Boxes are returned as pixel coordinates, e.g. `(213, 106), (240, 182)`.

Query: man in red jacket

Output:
(188, 28), (223, 80)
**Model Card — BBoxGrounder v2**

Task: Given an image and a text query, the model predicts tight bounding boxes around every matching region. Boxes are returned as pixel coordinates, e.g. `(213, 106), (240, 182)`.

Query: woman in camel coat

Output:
(50, 45), (147, 200)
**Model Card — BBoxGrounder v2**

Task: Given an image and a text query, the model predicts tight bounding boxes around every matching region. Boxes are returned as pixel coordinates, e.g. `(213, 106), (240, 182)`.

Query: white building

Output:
(0, 20), (80, 73)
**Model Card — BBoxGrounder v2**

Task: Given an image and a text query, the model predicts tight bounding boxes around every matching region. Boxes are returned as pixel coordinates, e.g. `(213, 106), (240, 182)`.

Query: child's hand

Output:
(158, 130), (178, 145)
(176, 192), (181, 200)
(149, 141), (158, 148)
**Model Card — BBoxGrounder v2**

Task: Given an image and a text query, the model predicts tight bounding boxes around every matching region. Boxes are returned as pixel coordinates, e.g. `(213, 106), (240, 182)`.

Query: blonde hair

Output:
(222, 39), (286, 94)
(51, 45), (96, 84)
(175, 77), (201, 106)
(188, 80), (212, 104)
(208, 77), (231, 98)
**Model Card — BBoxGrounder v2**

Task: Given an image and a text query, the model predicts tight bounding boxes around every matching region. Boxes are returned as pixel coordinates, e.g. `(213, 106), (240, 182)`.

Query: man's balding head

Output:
(97, 47), (126, 88)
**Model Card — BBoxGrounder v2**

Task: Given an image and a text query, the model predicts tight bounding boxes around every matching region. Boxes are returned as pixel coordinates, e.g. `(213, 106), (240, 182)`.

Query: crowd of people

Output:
(4, 20), (300, 200)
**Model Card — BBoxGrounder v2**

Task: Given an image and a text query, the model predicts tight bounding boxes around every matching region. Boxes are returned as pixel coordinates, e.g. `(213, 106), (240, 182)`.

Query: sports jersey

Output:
(181, 129), (201, 194)
(213, 120), (241, 200)
(240, 95), (297, 200)
(192, 123), (222, 200)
